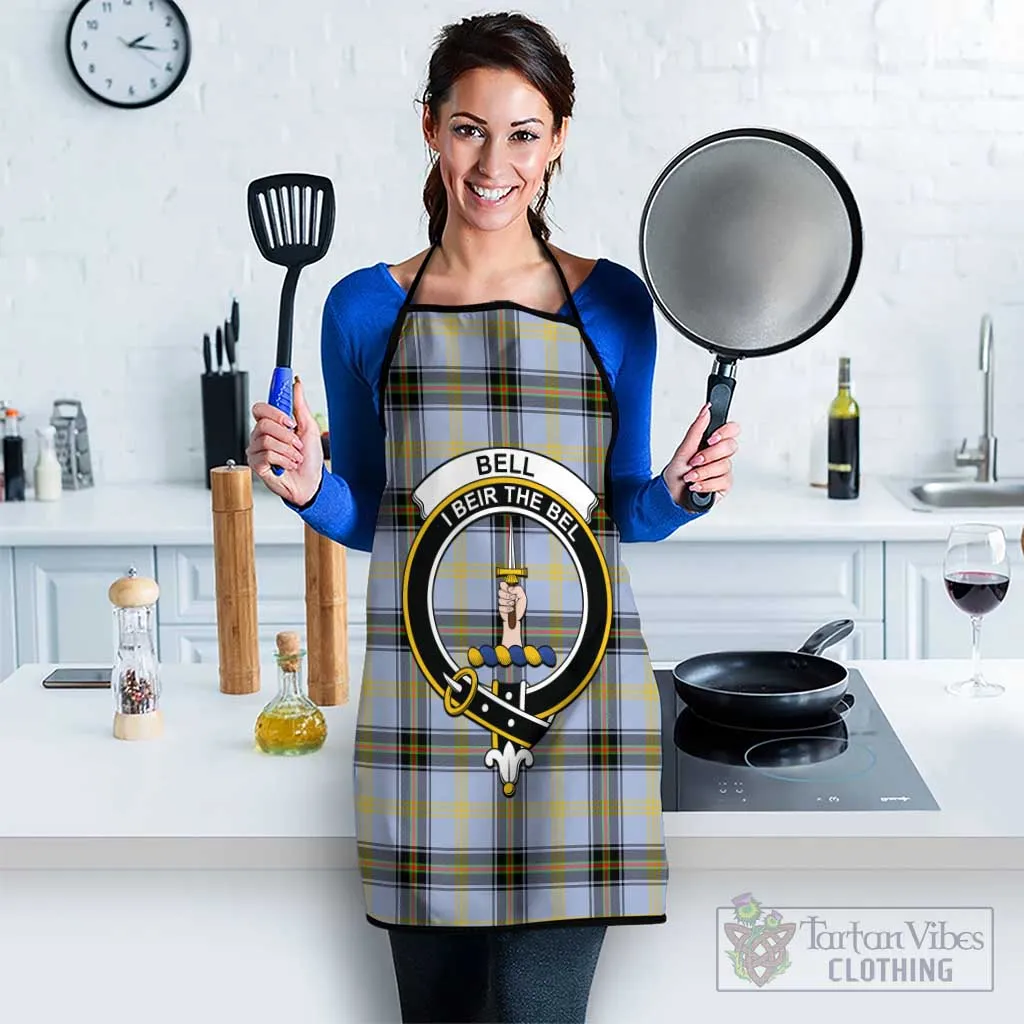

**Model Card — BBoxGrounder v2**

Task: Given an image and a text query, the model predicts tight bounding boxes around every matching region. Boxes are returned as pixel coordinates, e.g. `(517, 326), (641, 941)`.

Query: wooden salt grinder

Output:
(211, 461), (260, 694)
(304, 524), (349, 706)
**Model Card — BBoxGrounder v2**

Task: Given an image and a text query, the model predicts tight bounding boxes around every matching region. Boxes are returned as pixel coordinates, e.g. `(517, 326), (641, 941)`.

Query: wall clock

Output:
(65, 0), (192, 109)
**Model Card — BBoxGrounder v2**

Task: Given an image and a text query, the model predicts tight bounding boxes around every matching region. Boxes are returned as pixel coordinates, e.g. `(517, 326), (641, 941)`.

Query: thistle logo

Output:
(722, 892), (797, 988)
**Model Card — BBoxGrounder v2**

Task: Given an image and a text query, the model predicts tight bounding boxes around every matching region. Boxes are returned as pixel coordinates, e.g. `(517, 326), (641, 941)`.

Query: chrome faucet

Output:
(955, 314), (997, 482)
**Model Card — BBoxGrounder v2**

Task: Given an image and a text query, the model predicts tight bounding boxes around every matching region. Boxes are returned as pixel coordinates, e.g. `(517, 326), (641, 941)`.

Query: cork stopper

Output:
(210, 460), (254, 512)
(108, 567), (160, 608)
(276, 630), (303, 672)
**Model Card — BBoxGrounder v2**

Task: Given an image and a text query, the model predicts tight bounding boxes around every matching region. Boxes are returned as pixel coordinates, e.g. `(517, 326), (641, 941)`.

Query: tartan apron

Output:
(354, 239), (669, 930)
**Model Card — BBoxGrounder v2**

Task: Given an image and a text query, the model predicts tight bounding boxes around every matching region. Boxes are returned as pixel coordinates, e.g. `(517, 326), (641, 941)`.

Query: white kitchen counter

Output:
(2, 657), (1023, 871)
(4, 657), (1023, 1023)
(2, 473), (1023, 545)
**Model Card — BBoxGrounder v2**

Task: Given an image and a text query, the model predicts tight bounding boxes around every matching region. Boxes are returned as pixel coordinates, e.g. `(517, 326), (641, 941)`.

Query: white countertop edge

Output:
(2, 836), (1022, 872)
(4, 475), (1024, 546)
(3, 523), (1016, 547)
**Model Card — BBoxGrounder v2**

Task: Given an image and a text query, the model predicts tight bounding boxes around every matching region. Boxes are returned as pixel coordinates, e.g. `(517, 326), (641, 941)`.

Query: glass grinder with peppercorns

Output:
(108, 568), (163, 741)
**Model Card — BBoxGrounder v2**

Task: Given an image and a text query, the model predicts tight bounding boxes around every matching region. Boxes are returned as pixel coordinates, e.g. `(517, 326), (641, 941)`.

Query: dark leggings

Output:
(387, 923), (607, 1023)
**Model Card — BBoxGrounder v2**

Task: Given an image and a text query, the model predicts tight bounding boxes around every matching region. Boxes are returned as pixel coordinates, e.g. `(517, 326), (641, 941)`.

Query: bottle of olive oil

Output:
(827, 357), (860, 500)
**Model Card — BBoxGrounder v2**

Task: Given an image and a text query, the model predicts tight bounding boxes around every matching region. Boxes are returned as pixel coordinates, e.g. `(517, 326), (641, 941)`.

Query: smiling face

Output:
(424, 66), (568, 236)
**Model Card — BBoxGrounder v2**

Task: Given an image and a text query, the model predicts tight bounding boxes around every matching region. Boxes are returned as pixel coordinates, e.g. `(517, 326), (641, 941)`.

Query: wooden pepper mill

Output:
(211, 461), (260, 694)
(304, 523), (349, 706)
(302, 429), (349, 706)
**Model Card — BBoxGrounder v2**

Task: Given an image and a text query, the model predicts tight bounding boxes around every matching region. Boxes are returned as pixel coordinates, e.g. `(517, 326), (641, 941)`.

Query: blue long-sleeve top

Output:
(293, 257), (704, 552)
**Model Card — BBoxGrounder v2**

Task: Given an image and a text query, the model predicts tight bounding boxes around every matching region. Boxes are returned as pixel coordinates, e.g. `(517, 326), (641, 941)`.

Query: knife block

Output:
(201, 372), (249, 489)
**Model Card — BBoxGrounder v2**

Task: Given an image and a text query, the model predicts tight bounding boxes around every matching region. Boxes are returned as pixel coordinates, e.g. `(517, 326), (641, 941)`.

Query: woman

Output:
(248, 11), (739, 1023)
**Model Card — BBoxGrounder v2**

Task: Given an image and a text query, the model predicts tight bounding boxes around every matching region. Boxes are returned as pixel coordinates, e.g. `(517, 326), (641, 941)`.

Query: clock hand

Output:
(132, 44), (160, 51)
(127, 33), (149, 47)
(120, 43), (161, 69)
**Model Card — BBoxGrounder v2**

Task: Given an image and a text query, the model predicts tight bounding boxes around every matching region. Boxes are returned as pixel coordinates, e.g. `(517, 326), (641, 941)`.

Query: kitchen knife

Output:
(224, 320), (237, 372)
(215, 326), (224, 373)
(231, 298), (239, 346)
(203, 333), (212, 375)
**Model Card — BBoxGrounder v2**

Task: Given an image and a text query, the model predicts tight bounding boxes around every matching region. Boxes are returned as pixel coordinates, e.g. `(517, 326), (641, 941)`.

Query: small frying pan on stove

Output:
(638, 128), (863, 512)
(672, 619), (855, 729)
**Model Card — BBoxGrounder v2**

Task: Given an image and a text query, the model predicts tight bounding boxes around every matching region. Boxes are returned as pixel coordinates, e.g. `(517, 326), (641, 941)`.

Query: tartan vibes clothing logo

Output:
(402, 447), (613, 798)
(718, 895), (994, 992)
(723, 893), (797, 987)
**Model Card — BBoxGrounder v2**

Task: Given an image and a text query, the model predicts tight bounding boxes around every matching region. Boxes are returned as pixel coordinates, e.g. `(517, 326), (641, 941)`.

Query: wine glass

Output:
(943, 523), (1010, 698)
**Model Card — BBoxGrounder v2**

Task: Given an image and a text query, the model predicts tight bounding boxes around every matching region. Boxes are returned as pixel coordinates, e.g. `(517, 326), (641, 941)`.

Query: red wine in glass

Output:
(943, 524), (1010, 698)
(943, 570), (1010, 616)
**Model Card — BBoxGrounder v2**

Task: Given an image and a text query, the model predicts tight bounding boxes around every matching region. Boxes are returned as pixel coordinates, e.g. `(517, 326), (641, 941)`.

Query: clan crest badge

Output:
(403, 448), (612, 797)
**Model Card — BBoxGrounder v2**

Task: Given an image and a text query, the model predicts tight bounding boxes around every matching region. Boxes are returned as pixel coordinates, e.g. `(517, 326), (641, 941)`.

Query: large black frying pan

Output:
(672, 619), (855, 729)
(638, 128), (863, 512)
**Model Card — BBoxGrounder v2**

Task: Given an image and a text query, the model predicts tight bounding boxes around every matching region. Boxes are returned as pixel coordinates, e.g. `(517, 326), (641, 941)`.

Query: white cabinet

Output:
(2, 542), (371, 671)
(624, 541), (885, 662)
(0, 548), (14, 680)
(637, 619), (884, 664)
(23, 532), (1024, 671)
(156, 545), (309, 625)
(12, 546), (156, 664)
(159, 623), (314, 665)
(159, 621), (368, 665)
(884, 541), (1024, 659)
(154, 545), (370, 665)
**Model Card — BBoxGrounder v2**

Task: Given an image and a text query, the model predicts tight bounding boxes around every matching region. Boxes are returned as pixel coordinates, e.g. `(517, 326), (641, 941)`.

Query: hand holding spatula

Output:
(245, 173), (336, 477)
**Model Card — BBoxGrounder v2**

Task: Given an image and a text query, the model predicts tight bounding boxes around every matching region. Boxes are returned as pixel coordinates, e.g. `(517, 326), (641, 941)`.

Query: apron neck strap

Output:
(403, 243), (437, 308)
(536, 236), (583, 327)
(403, 236), (583, 327)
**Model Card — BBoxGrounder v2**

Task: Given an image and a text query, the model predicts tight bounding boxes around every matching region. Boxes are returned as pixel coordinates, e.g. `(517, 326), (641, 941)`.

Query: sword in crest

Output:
(484, 515), (534, 796)
(496, 516), (528, 628)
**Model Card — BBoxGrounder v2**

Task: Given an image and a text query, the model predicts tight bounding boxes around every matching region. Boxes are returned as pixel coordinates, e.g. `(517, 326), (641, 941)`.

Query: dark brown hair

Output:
(419, 12), (576, 244)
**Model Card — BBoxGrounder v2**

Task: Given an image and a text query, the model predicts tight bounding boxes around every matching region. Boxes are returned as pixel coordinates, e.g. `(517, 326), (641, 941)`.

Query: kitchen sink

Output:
(887, 477), (1024, 512)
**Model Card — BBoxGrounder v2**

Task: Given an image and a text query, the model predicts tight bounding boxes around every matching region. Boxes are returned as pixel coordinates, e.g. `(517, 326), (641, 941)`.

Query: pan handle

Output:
(833, 692), (856, 718)
(680, 358), (736, 513)
(798, 619), (855, 656)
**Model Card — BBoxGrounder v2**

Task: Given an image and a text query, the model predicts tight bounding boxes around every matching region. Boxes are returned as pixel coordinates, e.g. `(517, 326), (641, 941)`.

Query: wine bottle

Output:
(827, 357), (860, 500)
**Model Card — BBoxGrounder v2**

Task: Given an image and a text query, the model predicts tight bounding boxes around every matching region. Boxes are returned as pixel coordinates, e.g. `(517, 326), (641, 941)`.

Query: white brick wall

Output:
(1, 0), (1022, 487)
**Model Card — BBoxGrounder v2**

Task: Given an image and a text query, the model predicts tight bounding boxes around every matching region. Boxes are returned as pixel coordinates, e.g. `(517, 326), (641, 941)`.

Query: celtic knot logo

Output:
(723, 892), (796, 987)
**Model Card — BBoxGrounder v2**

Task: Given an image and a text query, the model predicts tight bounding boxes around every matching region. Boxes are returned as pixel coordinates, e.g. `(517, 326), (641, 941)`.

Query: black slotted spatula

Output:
(246, 173), (336, 475)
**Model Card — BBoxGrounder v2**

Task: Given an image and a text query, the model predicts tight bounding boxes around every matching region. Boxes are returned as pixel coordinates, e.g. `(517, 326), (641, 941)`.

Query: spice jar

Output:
(254, 631), (327, 755)
(108, 568), (162, 741)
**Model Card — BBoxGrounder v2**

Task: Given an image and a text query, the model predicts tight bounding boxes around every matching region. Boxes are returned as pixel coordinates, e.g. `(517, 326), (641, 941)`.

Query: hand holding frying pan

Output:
(661, 401), (740, 505)
(639, 128), (863, 512)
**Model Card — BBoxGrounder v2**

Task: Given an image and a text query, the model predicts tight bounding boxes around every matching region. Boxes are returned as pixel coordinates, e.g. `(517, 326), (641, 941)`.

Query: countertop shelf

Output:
(2, 474), (1024, 545)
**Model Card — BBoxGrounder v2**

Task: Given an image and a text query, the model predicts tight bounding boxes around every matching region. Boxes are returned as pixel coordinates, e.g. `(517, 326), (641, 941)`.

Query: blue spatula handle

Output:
(267, 367), (293, 477)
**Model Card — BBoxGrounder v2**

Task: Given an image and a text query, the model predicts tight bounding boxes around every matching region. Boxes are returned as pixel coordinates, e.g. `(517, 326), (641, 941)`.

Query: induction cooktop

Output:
(655, 667), (939, 812)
